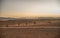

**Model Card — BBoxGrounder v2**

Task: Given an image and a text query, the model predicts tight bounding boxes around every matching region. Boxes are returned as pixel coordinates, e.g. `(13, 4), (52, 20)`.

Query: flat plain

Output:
(0, 18), (60, 38)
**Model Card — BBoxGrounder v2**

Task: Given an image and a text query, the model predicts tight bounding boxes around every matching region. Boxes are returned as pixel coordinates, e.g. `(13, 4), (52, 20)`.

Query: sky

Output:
(0, 0), (60, 18)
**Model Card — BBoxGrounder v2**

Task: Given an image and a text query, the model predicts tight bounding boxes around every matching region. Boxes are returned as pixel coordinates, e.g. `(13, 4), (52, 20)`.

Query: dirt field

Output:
(0, 19), (60, 38)
(0, 19), (60, 27)
(0, 28), (60, 38)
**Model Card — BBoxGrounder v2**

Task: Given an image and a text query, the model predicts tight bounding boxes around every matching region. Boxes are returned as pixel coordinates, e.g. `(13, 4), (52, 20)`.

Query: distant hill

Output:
(0, 17), (16, 21)
(0, 17), (60, 21)
(38, 17), (60, 19)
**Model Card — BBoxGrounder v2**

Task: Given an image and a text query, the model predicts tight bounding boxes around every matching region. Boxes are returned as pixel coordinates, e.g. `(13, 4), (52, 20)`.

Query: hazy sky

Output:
(1, 0), (60, 18)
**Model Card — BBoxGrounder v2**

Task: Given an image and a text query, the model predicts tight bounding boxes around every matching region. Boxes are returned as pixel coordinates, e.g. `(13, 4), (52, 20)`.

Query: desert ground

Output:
(0, 19), (60, 38)
(0, 28), (60, 38)
(0, 19), (60, 27)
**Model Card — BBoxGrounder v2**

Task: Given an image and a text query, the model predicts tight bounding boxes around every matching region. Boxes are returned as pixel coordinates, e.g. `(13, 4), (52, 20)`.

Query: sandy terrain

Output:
(0, 19), (60, 27)
(0, 28), (60, 38)
(0, 19), (60, 38)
